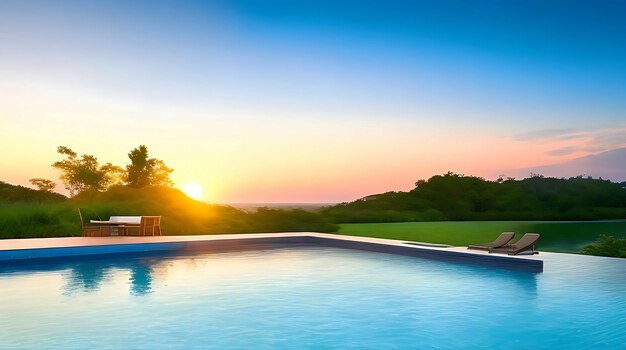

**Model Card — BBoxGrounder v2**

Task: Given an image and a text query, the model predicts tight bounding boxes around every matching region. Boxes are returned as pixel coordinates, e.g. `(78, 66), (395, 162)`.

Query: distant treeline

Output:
(0, 184), (337, 239)
(0, 181), (67, 202)
(322, 172), (626, 223)
(3, 172), (626, 239)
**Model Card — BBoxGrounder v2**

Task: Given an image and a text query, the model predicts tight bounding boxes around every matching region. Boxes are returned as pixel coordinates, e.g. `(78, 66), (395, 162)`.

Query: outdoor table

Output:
(89, 221), (140, 236)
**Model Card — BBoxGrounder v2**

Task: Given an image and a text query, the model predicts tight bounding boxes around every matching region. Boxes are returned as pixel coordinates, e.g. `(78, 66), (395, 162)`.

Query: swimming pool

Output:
(1, 245), (624, 349)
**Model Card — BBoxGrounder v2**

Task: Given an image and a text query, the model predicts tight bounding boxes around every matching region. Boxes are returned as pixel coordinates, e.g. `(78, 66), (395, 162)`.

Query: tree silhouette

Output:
(125, 145), (173, 188)
(28, 178), (56, 192)
(51, 146), (122, 196)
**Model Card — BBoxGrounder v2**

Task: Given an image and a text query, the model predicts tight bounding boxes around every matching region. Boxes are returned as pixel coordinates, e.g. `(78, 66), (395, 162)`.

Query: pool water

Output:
(1, 246), (625, 349)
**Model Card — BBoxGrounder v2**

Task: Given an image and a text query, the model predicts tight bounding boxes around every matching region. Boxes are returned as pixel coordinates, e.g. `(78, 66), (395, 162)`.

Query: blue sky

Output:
(1, 0), (625, 201)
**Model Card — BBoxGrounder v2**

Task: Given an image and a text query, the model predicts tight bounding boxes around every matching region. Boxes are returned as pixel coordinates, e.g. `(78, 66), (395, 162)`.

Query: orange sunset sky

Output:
(1, 1), (625, 202)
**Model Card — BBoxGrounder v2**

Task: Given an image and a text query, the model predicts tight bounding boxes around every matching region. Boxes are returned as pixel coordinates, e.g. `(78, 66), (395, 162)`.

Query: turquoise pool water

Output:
(0, 246), (625, 349)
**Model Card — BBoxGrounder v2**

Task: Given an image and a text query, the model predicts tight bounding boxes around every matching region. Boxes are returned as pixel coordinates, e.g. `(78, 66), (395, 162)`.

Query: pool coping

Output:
(0, 233), (544, 272)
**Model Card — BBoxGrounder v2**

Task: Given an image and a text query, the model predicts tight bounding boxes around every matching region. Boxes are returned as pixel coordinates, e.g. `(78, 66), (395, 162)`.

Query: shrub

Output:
(582, 235), (626, 258)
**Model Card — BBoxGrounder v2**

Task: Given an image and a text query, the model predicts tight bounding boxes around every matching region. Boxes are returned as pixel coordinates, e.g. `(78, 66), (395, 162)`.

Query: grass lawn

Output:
(338, 221), (626, 253)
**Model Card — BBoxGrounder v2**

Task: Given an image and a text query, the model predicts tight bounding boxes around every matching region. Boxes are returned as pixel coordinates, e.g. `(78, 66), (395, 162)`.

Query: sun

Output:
(181, 182), (203, 200)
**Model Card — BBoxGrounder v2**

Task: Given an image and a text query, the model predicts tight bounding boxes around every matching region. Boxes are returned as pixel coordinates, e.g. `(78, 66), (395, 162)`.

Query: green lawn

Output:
(338, 221), (626, 253)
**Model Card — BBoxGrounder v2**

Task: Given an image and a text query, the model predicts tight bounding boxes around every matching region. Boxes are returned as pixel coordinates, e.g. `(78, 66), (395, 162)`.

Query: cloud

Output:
(515, 125), (626, 157)
(514, 128), (584, 141)
(516, 148), (626, 181)
(546, 146), (606, 157)
(546, 146), (578, 156)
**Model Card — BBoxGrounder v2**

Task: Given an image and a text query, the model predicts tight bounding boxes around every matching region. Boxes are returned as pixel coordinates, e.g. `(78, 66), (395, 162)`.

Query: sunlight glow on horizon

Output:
(181, 182), (204, 201)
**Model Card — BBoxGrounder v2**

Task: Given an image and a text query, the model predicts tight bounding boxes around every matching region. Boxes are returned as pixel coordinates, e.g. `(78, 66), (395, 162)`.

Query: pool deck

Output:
(0, 233), (544, 272)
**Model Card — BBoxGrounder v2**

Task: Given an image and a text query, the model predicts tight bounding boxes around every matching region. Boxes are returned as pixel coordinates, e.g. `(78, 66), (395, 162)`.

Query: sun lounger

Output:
(467, 232), (515, 251)
(489, 233), (540, 255)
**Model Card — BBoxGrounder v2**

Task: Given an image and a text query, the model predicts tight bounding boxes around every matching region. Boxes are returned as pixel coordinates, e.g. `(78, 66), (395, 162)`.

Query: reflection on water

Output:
(498, 267), (538, 299)
(0, 252), (173, 296)
(64, 262), (112, 293)
(0, 247), (624, 349)
(63, 257), (159, 296)
(129, 261), (154, 296)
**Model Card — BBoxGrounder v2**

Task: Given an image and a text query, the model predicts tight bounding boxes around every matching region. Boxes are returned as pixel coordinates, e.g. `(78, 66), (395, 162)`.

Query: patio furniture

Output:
(86, 216), (162, 236)
(489, 233), (540, 255)
(106, 216), (142, 236)
(78, 208), (106, 237)
(467, 232), (515, 251)
(120, 216), (162, 236)
(88, 216), (137, 236)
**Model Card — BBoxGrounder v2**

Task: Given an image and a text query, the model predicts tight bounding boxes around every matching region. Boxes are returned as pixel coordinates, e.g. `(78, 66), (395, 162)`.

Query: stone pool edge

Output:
(0, 233), (543, 272)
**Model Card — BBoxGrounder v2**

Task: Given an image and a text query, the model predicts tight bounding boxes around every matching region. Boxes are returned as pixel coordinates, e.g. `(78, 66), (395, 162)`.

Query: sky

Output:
(1, 0), (625, 202)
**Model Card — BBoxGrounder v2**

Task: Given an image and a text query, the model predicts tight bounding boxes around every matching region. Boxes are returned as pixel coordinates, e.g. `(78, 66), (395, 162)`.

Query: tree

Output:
(51, 146), (121, 196)
(148, 159), (174, 187)
(101, 163), (126, 187)
(125, 145), (173, 188)
(28, 178), (57, 192)
(414, 179), (427, 188)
